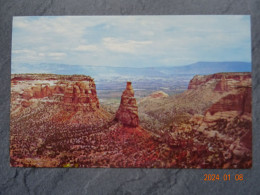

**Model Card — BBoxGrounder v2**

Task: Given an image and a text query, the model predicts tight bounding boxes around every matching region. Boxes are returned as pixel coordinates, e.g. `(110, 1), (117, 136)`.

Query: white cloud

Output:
(103, 37), (152, 54)
(73, 45), (99, 52)
(11, 16), (251, 68)
(38, 53), (45, 57)
(12, 49), (32, 54)
(47, 52), (66, 57)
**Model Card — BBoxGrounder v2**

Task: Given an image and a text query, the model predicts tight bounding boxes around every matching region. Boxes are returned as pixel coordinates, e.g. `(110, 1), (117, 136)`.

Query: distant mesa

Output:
(138, 90), (169, 104)
(12, 61), (251, 78)
(115, 81), (139, 127)
(188, 72), (251, 92)
(148, 91), (169, 99)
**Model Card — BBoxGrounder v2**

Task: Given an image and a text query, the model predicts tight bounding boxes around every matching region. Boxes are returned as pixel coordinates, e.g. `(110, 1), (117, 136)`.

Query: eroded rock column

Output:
(115, 82), (139, 127)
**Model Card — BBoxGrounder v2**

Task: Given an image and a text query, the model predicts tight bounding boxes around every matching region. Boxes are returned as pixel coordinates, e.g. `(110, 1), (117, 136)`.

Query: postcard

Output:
(10, 16), (252, 168)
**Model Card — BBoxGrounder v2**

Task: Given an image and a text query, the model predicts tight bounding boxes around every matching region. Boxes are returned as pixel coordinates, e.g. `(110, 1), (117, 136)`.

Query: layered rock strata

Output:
(11, 74), (100, 111)
(188, 72), (251, 92)
(115, 82), (139, 127)
(186, 72), (252, 127)
(205, 87), (251, 119)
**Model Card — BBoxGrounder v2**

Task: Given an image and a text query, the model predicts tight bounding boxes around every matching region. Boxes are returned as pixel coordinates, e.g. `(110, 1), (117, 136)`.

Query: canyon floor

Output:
(10, 73), (252, 168)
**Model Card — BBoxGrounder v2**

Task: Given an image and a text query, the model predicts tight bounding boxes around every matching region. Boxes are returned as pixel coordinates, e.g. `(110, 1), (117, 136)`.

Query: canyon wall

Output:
(188, 72), (251, 92)
(187, 72), (252, 159)
(11, 74), (100, 112)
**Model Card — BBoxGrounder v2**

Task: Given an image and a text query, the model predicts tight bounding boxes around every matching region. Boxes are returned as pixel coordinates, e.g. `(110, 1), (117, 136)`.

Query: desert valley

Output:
(10, 71), (252, 168)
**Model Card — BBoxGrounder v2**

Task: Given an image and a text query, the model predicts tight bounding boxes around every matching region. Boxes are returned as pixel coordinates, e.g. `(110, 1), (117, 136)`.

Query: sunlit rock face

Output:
(187, 72), (252, 128)
(188, 72), (251, 92)
(11, 74), (100, 112)
(187, 72), (252, 123)
(115, 82), (139, 127)
(62, 80), (99, 111)
(205, 87), (252, 120)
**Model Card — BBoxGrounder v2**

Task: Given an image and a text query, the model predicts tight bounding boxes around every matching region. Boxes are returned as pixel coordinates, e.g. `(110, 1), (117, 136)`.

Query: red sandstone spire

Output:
(115, 81), (139, 127)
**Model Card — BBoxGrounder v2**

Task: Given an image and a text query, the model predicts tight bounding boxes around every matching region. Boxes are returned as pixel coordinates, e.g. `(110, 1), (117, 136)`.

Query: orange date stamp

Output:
(204, 174), (244, 181)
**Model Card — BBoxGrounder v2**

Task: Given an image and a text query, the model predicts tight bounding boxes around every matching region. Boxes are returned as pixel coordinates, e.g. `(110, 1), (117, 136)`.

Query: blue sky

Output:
(12, 15), (251, 71)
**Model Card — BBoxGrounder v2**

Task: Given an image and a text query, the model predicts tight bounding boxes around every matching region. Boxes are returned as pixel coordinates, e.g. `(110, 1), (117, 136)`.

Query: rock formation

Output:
(10, 72), (252, 168)
(11, 74), (100, 111)
(185, 73), (252, 165)
(115, 82), (139, 127)
(138, 91), (169, 104)
(188, 72), (251, 92)
(148, 91), (169, 99)
(205, 87), (251, 119)
(186, 72), (252, 127)
(187, 72), (252, 123)
(63, 81), (99, 111)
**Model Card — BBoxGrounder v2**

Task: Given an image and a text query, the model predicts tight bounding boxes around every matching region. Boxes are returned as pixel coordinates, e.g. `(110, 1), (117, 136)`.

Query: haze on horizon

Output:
(11, 15), (251, 73)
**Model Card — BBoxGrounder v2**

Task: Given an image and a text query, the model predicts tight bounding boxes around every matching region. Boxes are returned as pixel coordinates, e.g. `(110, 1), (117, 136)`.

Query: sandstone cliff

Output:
(137, 72), (252, 168)
(187, 73), (252, 167)
(187, 72), (252, 124)
(188, 72), (251, 92)
(10, 73), (252, 168)
(205, 87), (251, 121)
(185, 72), (252, 127)
(11, 74), (100, 111)
(11, 74), (112, 125)
(115, 82), (139, 127)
